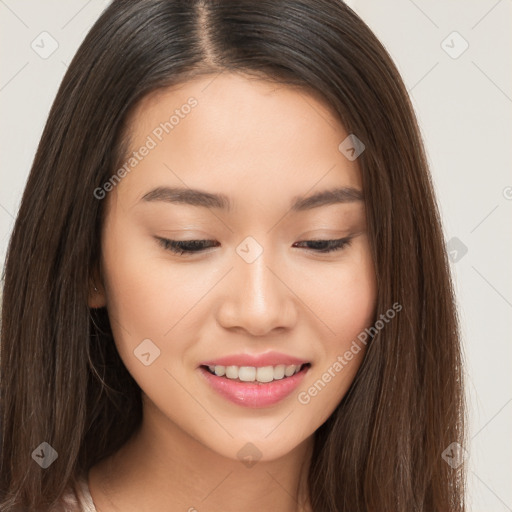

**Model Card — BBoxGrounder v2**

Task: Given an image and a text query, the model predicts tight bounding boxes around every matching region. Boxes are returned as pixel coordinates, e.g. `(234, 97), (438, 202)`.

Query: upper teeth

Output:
(207, 364), (303, 382)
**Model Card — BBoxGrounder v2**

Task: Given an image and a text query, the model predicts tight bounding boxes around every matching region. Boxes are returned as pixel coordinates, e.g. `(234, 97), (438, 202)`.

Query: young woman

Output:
(0, 1), (466, 511)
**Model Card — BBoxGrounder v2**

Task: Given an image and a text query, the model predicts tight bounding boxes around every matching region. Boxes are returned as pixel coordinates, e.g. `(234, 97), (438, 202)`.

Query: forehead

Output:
(114, 72), (362, 208)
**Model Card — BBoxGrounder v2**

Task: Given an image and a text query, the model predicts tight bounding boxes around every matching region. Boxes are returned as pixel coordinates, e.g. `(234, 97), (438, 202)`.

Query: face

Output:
(93, 72), (377, 462)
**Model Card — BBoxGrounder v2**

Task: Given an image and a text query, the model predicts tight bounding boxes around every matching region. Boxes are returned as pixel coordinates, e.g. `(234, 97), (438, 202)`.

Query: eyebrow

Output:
(138, 186), (363, 212)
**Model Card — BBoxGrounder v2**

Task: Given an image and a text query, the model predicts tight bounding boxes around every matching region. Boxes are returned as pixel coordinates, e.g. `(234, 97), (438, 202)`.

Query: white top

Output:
(58, 473), (97, 512)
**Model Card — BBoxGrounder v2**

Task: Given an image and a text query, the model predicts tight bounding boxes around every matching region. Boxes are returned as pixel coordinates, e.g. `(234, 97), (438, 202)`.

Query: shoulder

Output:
(51, 472), (97, 512)
(51, 487), (81, 511)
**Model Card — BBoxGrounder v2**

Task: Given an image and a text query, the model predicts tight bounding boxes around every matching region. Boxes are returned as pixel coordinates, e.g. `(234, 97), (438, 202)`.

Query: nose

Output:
(216, 246), (298, 336)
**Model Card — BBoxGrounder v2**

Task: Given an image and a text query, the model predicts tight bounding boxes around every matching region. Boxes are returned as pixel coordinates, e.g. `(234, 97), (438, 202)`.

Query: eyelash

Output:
(156, 237), (352, 256)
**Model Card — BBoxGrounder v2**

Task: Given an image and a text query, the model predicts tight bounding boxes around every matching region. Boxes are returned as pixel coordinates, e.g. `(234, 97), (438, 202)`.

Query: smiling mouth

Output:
(200, 363), (311, 384)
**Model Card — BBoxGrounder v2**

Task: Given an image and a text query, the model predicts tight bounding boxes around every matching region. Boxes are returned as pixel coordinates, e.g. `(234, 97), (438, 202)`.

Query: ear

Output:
(88, 263), (107, 309)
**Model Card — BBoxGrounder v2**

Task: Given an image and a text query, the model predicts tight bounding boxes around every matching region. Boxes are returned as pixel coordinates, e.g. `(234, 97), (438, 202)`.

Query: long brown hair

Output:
(0, 1), (466, 510)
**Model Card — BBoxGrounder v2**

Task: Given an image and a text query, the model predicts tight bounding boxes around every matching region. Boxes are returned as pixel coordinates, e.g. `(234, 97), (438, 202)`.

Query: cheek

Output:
(101, 227), (165, 333)
(288, 238), (376, 418)
(294, 238), (377, 346)
(100, 220), (222, 386)
(330, 253), (376, 342)
(99, 219), (184, 369)
(101, 217), (202, 333)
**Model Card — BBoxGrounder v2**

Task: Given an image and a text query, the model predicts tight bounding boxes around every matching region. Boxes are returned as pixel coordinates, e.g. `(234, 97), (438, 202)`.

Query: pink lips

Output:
(197, 351), (311, 408)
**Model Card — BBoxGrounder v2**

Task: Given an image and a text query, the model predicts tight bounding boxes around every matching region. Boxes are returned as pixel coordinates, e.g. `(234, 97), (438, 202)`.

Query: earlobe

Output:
(88, 260), (107, 308)
(88, 282), (107, 309)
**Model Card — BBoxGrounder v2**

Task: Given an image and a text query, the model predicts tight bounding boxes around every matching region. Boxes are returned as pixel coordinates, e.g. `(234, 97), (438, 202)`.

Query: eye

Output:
(156, 238), (219, 255)
(292, 237), (352, 253)
(156, 237), (352, 256)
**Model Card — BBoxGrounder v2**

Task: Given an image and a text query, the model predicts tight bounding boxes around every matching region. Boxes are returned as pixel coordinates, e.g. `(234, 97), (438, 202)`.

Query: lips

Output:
(198, 363), (310, 408)
(199, 350), (309, 368)
(196, 350), (312, 407)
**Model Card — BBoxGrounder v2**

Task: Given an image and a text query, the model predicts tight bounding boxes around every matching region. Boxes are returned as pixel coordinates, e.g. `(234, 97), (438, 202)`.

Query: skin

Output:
(88, 72), (377, 512)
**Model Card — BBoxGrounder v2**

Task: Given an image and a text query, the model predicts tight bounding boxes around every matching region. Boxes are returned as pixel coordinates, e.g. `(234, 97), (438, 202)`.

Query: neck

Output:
(89, 398), (314, 512)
